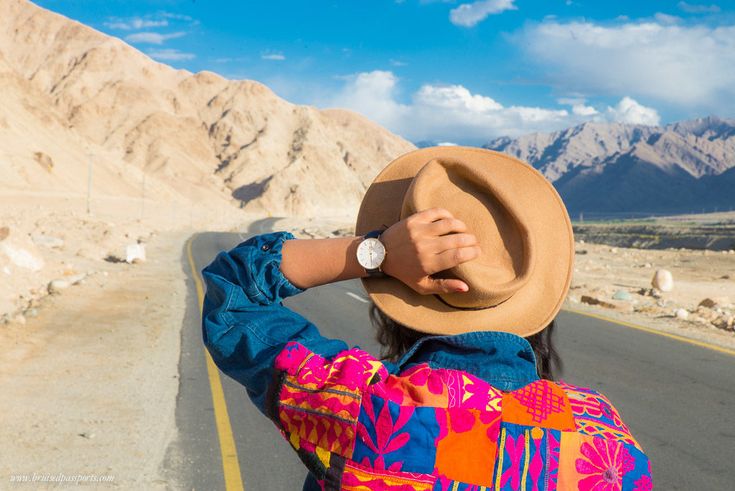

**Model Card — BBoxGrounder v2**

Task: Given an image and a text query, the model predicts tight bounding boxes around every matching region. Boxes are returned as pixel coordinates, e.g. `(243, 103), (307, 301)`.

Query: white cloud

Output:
(520, 20), (735, 111)
(653, 13), (681, 25)
(678, 2), (720, 14)
(450, 0), (517, 27)
(606, 97), (660, 125)
(104, 17), (168, 30)
(326, 70), (579, 142)
(415, 84), (502, 112)
(557, 97), (599, 116)
(324, 71), (662, 142)
(147, 49), (195, 61)
(161, 12), (195, 22)
(125, 31), (186, 45)
(572, 104), (599, 116)
(261, 52), (286, 61)
(329, 71), (411, 131)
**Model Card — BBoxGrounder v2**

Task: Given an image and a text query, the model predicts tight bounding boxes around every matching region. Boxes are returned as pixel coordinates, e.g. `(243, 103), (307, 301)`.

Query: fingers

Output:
(411, 207), (455, 224)
(416, 276), (469, 295)
(432, 245), (482, 273)
(429, 232), (478, 254)
(425, 217), (468, 236)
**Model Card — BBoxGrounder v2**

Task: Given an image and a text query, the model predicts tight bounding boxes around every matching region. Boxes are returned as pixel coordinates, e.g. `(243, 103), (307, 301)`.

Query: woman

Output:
(202, 147), (653, 490)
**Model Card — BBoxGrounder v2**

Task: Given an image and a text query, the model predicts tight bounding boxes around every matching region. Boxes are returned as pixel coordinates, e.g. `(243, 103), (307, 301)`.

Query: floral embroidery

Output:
(633, 474), (653, 491)
(272, 343), (652, 490)
(356, 395), (414, 471)
(575, 438), (634, 491)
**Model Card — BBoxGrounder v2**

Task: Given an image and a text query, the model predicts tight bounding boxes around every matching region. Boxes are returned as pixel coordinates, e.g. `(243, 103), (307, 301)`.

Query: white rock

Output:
(651, 269), (674, 292)
(0, 242), (44, 271)
(675, 308), (689, 320)
(67, 273), (87, 285)
(126, 243), (146, 263)
(30, 233), (64, 249)
(48, 279), (71, 294)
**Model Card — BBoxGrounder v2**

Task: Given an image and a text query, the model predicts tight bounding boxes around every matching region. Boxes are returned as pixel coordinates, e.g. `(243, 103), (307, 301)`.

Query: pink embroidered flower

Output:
(633, 475), (653, 491)
(405, 364), (444, 395)
(575, 438), (634, 491)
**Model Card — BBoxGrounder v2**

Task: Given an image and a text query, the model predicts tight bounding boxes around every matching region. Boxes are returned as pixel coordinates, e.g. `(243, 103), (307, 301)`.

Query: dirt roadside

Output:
(0, 229), (190, 489)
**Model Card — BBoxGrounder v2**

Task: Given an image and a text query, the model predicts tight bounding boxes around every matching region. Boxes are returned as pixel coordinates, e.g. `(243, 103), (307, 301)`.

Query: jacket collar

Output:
(394, 330), (540, 391)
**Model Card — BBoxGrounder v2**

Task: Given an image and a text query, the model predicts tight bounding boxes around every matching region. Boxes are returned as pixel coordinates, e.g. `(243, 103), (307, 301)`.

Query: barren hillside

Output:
(0, 0), (415, 218)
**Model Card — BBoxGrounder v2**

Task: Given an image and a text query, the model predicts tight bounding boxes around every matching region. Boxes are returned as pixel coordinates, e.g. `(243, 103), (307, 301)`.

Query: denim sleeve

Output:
(200, 231), (349, 413)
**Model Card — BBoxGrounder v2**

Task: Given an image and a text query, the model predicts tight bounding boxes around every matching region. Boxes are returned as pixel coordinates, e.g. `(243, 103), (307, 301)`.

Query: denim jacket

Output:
(201, 231), (652, 490)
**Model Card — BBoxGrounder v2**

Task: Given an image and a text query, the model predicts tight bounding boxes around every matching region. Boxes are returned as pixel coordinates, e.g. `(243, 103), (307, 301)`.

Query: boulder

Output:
(674, 308), (689, 320)
(31, 233), (64, 249)
(698, 297), (730, 309)
(612, 290), (631, 301)
(581, 295), (616, 309)
(125, 243), (146, 263)
(711, 316), (729, 330)
(48, 279), (71, 294)
(651, 269), (674, 292)
(0, 242), (44, 271)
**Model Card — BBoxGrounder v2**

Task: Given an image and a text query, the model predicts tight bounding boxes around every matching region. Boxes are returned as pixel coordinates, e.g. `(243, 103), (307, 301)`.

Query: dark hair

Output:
(368, 301), (563, 380)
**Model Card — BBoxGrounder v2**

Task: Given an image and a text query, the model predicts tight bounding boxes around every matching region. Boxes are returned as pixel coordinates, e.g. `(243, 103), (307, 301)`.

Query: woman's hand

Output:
(379, 207), (481, 295)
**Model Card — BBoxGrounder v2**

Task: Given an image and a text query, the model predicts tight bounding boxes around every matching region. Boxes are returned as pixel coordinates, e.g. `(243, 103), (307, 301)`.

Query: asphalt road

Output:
(169, 223), (735, 490)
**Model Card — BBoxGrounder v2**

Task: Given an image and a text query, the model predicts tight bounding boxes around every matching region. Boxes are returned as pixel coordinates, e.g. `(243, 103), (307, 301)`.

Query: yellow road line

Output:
(186, 236), (245, 491)
(562, 307), (735, 357)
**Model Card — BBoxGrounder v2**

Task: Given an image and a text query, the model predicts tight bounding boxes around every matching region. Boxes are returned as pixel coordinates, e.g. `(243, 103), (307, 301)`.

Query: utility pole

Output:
(139, 171), (146, 221)
(86, 152), (93, 215)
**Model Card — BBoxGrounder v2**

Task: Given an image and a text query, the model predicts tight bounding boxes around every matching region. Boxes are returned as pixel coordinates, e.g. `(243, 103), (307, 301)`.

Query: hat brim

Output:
(355, 146), (574, 337)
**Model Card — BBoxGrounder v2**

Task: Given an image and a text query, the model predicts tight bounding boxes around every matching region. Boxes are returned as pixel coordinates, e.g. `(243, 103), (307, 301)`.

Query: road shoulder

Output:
(0, 230), (190, 488)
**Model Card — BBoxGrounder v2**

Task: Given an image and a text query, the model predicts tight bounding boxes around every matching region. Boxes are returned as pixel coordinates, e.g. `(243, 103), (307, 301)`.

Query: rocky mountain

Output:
(485, 117), (735, 216)
(0, 0), (414, 218)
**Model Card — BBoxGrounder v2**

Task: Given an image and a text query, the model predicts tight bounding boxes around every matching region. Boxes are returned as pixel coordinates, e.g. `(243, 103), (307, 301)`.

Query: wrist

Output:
(356, 230), (388, 278)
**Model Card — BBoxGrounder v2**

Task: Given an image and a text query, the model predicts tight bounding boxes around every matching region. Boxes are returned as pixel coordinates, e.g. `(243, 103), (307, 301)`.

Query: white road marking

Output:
(345, 291), (369, 303)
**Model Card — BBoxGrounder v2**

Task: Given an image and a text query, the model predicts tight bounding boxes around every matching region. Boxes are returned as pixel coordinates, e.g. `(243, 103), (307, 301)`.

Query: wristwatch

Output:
(356, 229), (387, 277)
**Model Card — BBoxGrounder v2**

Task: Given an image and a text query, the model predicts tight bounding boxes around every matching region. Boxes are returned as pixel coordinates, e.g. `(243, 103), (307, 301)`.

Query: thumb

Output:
(419, 276), (470, 294)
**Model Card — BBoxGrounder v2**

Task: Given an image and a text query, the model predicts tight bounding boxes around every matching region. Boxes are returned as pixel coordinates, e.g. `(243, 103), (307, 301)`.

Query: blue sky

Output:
(34, 0), (735, 144)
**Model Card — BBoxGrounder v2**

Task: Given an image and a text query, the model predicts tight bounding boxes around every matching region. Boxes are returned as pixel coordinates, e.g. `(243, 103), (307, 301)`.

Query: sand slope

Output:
(0, 0), (414, 217)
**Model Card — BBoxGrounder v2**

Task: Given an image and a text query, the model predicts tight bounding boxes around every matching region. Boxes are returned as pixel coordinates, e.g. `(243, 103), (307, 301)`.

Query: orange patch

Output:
(434, 409), (500, 487)
(502, 380), (576, 430)
(383, 370), (449, 407)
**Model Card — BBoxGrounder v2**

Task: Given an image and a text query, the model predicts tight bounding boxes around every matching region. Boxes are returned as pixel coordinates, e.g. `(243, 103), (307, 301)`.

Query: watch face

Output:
(357, 237), (385, 269)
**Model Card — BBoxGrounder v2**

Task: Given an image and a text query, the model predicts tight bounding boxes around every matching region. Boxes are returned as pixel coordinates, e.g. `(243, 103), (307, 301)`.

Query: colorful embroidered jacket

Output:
(201, 231), (653, 491)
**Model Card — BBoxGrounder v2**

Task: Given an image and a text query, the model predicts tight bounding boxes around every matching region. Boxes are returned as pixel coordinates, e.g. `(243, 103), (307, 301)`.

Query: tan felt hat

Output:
(355, 146), (574, 337)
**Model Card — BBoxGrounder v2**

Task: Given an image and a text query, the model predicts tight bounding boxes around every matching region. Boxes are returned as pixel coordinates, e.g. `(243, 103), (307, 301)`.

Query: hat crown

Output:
(400, 158), (536, 310)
